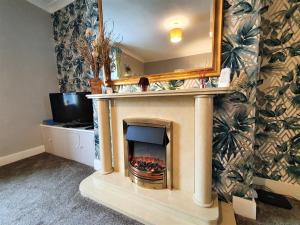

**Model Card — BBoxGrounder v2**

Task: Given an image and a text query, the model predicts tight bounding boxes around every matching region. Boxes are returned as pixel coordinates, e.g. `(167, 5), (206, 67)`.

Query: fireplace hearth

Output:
(123, 118), (172, 189)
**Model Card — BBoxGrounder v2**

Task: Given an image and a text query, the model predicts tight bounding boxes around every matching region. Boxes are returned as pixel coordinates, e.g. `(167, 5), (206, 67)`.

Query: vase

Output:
(90, 78), (103, 94)
(138, 77), (150, 92)
(102, 65), (112, 87)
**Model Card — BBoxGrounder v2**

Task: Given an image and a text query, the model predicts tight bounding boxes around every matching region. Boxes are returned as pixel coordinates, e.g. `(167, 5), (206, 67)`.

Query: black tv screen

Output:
(49, 92), (93, 124)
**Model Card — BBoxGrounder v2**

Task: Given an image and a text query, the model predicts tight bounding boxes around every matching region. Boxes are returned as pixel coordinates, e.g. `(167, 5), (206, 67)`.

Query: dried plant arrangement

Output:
(76, 31), (98, 76)
(76, 24), (120, 93)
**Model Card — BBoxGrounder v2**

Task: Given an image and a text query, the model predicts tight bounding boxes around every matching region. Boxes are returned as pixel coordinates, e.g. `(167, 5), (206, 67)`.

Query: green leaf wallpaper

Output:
(51, 0), (300, 202)
(256, 0), (300, 185)
(52, 0), (98, 92)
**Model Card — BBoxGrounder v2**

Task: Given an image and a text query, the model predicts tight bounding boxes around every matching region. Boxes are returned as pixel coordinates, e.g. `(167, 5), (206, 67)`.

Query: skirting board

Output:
(0, 145), (45, 167)
(254, 176), (300, 200)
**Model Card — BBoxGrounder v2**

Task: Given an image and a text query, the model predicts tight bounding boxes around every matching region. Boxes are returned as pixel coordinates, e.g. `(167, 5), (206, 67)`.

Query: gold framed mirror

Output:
(98, 0), (223, 86)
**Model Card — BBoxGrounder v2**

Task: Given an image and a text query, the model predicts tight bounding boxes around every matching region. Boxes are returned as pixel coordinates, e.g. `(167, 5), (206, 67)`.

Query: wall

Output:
(119, 51), (144, 77)
(116, 51), (212, 77)
(256, 0), (300, 185)
(144, 53), (212, 75)
(0, 0), (58, 157)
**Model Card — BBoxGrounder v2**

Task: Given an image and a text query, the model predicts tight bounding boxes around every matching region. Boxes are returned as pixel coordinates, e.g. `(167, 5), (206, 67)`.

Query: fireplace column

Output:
(95, 99), (113, 174)
(194, 95), (214, 207)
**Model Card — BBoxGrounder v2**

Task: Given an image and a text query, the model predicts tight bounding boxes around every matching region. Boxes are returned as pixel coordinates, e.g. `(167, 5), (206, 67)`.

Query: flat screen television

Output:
(49, 92), (93, 124)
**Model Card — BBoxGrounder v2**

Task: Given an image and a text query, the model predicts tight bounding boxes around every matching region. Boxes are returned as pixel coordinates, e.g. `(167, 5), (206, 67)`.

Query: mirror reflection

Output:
(103, 0), (213, 80)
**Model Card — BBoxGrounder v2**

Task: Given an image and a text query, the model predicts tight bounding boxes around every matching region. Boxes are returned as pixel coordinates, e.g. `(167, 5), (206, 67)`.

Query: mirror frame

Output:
(99, 0), (223, 86)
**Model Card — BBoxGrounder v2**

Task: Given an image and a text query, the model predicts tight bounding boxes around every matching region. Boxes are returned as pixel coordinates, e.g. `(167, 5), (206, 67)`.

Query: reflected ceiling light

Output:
(170, 28), (183, 43)
(165, 16), (187, 44)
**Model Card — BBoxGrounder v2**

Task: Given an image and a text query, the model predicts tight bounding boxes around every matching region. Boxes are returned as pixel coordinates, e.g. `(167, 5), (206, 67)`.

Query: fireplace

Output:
(123, 118), (172, 189)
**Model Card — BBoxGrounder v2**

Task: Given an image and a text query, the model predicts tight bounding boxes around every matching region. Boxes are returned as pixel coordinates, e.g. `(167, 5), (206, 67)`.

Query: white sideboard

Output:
(40, 124), (95, 167)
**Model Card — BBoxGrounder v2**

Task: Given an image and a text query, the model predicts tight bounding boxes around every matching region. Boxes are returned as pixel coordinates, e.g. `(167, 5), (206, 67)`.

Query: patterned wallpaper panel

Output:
(256, 0), (300, 185)
(52, 0), (98, 92)
(51, 0), (300, 201)
(210, 0), (260, 201)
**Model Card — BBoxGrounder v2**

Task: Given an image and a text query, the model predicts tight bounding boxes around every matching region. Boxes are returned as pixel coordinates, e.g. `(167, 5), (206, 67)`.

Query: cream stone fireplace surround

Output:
(80, 88), (232, 225)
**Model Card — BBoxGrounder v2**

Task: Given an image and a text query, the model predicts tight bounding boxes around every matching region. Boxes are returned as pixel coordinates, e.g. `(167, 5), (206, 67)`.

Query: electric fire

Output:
(123, 118), (173, 190)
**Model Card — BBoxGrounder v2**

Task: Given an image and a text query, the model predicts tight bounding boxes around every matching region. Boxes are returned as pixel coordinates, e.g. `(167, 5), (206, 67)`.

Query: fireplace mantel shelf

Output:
(86, 87), (233, 99)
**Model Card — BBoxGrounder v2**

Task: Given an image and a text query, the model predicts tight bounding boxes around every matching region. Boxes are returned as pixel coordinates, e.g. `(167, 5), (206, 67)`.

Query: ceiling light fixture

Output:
(170, 28), (183, 43)
(164, 16), (188, 43)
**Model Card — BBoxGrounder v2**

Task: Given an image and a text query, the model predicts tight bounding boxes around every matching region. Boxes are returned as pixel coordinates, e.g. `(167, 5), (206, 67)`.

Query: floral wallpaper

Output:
(210, 0), (261, 201)
(255, 0), (300, 185)
(93, 100), (100, 160)
(52, 0), (98, 92)
(52, 0), (300, 202)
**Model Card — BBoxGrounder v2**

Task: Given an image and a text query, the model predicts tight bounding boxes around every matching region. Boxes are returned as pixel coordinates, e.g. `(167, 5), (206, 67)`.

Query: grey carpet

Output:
(1, 153), (300, 225)
(0, 153), (142, 225)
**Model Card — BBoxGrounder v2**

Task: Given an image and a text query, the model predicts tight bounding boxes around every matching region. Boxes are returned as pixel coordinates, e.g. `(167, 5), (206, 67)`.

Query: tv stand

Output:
(40, 124), (95, 167)
(62, 122), (93, 128)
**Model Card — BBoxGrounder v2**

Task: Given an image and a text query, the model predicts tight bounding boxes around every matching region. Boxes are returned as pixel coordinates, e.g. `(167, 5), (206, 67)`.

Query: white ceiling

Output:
(103, 0), (212, 62)
(26, 0), (75, 13)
